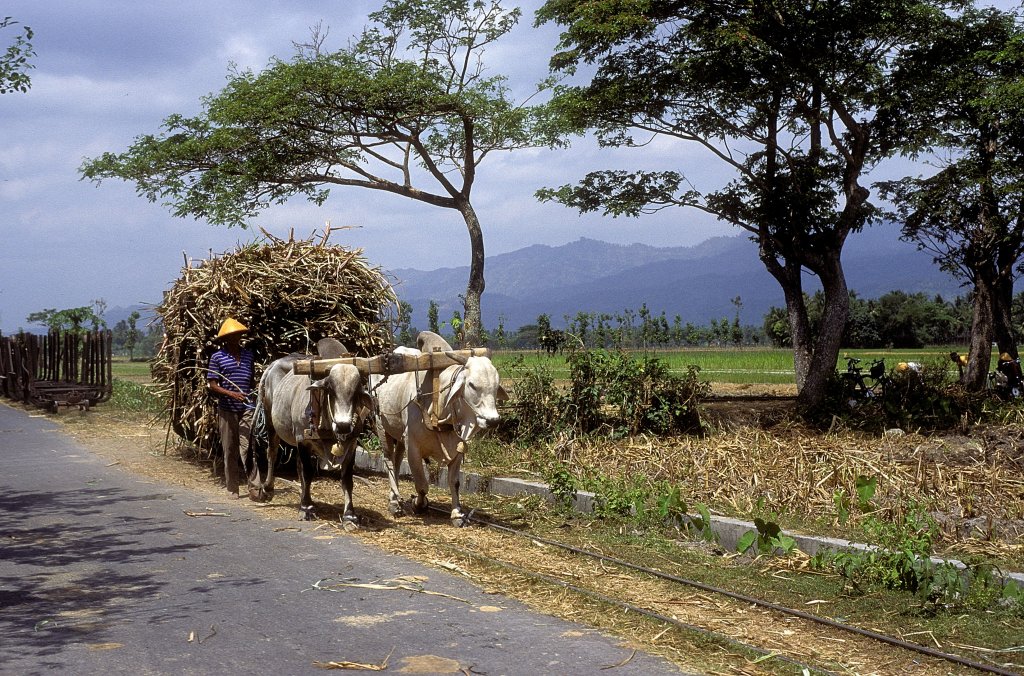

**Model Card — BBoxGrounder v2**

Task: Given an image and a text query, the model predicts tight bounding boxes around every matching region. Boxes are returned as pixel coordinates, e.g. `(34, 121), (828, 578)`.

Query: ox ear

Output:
(307, 378), (327, 391)
(444, 370), (466, 408)
(496, 384), (509, 402)
(357, 390), (375, 421)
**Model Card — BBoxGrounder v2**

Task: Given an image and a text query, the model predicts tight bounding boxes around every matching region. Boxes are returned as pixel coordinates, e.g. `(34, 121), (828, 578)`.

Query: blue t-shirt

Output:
(208, 347), (255, 412)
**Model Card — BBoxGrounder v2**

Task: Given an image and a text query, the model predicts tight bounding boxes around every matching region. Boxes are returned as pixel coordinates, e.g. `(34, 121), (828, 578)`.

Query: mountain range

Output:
(100, 225), (965, 336)
(388, 225), (966, 332)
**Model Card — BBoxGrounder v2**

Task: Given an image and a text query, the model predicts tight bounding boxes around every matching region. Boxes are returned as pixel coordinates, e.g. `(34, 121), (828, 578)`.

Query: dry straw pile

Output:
(152, 228), (397, 450)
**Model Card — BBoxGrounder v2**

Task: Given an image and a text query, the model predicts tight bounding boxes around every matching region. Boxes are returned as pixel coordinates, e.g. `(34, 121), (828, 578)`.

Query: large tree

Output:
(81, 0), (561, 346)
(535, 0), (956, 408)
(878, 6), (1024, 390)
(1, 16), (34, 94)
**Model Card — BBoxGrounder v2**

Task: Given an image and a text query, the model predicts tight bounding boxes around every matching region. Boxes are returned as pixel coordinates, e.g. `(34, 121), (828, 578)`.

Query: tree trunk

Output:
(457, 200), (485, 347)
(761, 244), (850, 408)
(782, 276), (812, 389)
(993, 269), (1019, 361)
(796, 255), (850, 409)
(965, 276), (995, 390)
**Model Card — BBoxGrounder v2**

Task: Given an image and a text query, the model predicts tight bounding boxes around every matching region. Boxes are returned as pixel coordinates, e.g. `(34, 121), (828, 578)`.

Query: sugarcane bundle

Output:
(151, 228), (397, 451)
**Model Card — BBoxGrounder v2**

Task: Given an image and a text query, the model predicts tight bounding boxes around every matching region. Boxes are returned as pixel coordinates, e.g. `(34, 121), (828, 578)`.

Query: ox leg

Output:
(381, 433), (406, 517)
(296, 446), (317, 521)
(254, 432), (279, 502)
(336, 442), (359, 531)
(407, 443), (431, 515)
(445, 439), (469, 527)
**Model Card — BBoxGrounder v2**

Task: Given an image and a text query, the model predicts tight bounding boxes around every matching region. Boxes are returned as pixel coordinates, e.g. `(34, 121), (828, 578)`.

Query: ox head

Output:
(309, 363), (373, 440)
(443, 355), (508, 441)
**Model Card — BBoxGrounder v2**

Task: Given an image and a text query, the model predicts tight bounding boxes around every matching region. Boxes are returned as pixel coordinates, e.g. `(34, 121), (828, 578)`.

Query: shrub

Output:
(563, 349), (710, 437)
(806, 358), (984, 432)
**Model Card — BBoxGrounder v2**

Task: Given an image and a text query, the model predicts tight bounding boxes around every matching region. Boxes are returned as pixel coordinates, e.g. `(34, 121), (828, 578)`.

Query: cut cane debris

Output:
(312, 577), (469, 603)
(312, 647), (394, 670)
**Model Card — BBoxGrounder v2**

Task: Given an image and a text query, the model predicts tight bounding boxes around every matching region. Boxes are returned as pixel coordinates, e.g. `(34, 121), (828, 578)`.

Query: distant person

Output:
(207, 318), (255, 498)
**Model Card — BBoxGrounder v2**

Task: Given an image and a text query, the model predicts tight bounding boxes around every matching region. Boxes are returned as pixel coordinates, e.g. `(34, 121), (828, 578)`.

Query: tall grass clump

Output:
(111, 379), (165, 415)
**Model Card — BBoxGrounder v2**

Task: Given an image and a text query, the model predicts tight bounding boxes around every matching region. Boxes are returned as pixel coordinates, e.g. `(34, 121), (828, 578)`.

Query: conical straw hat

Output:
(216, 317), (248, 339)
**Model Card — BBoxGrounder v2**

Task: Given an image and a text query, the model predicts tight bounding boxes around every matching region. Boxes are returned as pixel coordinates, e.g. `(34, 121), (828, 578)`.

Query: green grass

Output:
(111, 357), (154, 384)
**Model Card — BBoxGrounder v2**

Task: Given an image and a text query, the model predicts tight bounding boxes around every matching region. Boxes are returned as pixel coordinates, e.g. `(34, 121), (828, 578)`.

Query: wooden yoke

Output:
(292, 347), (491, 379)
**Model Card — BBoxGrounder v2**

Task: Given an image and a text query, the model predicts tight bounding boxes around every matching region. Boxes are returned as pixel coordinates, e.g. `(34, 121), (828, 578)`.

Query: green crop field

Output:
(114, 347), (991, 388)
(494, 346), (980, 385)
(110, 358), (154, 384)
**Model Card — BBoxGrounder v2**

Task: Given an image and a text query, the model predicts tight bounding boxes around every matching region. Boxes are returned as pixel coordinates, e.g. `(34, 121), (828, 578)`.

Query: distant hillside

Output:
(389, 226), (965, 332)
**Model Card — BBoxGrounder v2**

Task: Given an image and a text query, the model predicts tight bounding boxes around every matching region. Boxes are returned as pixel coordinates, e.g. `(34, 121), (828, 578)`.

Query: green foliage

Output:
(855, 474), (877, 511)
(589, 474), (648, 518)
(878, 7), (1024, 370)
(689, 503), (717, 543)
(79, 0), (567, 348)
(498, 355), (563, 441)
(563, 349), (710, 437)
(395, 300), (416, 347)
(766, 290), (973, 351)
(427, 300), (440, 335)
(501, 348), (709, 442)
(833, 489), (852, 525)
(26, 305), (107, 334)
(737, 518), (798, 557)
(1, 17), (34, 94)
(811, 496), (1023, 614)
(543, 461), (577, 510)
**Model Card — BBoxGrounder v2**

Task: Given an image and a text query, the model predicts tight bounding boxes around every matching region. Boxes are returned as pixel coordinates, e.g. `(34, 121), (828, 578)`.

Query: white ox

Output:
(254, 352), (372, 526)
(371, 332), (506, 526)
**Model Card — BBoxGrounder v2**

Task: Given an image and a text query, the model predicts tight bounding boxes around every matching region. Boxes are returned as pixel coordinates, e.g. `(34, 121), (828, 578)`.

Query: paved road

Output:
(0, 404), (683, 675)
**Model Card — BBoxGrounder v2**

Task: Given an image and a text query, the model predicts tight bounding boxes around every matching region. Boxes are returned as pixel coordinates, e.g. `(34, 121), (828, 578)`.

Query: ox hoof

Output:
(451, 508), (474, 528)
(388, 500), (404, 518)
(341, 515), (360, 532)
(412, 498), (429, 515)
(299, 505), (316, 521)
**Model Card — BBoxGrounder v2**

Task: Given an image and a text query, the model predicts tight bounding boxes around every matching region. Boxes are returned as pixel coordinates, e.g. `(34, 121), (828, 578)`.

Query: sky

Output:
(0, 1), (1018, 333)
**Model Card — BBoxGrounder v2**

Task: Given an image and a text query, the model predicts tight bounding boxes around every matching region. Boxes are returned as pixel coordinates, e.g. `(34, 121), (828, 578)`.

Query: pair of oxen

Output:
(250, 331), (505, 528)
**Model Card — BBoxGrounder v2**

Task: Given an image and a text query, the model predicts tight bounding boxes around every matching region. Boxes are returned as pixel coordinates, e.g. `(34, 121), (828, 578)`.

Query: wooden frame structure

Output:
(291, 347), (491, 379)
(0, 330), (113, 411)
(292, 347), (490, 434)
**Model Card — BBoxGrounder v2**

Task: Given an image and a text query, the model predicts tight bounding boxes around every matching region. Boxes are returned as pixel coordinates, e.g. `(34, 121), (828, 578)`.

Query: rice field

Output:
(114, 346), (986, 387)
(493, 347), (978, 385)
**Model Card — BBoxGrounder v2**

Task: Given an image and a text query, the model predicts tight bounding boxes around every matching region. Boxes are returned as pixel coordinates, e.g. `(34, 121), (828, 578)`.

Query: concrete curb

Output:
(354, 448), (1024, 587)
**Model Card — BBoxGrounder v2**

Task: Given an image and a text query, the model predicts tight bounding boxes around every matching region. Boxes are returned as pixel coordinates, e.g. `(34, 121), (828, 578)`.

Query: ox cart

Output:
(0, 330), (113, 412)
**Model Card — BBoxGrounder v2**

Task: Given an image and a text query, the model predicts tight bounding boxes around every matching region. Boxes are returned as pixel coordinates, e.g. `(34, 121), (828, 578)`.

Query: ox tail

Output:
(246, 396), (269, 482)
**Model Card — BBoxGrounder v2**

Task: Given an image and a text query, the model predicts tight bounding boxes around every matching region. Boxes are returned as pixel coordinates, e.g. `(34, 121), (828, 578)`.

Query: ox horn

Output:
(444, 350), (468, 365)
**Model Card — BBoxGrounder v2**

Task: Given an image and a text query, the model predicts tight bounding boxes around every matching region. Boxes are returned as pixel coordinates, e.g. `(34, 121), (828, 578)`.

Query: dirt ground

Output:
(32, 394), (1024, 675)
